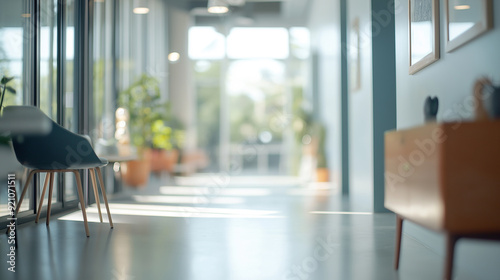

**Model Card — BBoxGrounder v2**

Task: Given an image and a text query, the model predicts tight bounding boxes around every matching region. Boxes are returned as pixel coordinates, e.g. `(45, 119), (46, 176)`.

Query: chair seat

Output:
(68, 157), (109, 169)
(57, 157), (109, 170)
(19, 157), (108, 170)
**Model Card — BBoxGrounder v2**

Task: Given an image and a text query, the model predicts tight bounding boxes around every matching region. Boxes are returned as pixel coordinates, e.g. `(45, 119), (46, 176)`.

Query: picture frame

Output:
(445, 0), (493, 52)
(349, 17), (361, 92)
(408, 0), (440, 75)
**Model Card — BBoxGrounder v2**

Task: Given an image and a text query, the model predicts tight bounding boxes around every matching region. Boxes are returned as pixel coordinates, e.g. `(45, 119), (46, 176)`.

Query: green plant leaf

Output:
(1, 76), (14, 84)
(0, 135), (11, 146)
(6, 86), (16, 94)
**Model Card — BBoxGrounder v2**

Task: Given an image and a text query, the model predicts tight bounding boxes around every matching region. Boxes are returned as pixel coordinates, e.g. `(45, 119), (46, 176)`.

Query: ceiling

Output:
(174, 0), (311, 27)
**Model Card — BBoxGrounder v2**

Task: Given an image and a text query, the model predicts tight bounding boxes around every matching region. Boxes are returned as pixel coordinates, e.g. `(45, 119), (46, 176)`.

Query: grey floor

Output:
(0, 175), (476, 280)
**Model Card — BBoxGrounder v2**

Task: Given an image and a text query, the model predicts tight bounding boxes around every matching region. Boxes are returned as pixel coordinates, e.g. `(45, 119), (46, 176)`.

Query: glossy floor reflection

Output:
(0, 175), (478, 280)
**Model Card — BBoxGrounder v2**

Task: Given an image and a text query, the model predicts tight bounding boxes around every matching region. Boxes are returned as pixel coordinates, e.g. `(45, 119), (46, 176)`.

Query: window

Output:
(0, 0), (88, 227)
(189, 27), (225, 60)
(0, 0), (34, 217)
(64, 0), (77, 202)
(190, 26), (310, 174)
(39, 0), (60, 207)
(226, 28), (289, 59)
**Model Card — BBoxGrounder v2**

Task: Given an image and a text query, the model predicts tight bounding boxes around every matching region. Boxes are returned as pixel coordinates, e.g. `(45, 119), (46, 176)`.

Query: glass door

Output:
(225, 27), (290, 175)
(0, 0), (89, 226)
(39, 0), (59, 208)
(63, 0), (78, 203)
(0, 0), (34, 217)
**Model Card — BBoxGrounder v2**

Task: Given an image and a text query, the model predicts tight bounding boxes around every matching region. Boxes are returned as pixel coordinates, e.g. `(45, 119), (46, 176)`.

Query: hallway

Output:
(0, 175), (479, 280)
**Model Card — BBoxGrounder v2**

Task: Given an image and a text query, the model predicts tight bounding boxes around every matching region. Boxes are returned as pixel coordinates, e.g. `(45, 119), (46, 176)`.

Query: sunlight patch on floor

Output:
(287, 186), (338, 196)
(159, 186), (272, 196)
(132, 195), (245, 205)
(175, 175), (303, 187)
(58, 203), (283, 223)
(109, 203), (278, 215)
(309, 211), (372, 215)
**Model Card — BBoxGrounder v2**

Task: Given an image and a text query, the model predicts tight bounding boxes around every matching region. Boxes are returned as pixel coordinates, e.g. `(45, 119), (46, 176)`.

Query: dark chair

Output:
(4, 105), (113, 237)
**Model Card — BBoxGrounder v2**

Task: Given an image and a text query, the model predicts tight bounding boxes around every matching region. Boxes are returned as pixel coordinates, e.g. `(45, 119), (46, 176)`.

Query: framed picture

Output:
(349, 18), (361, 92)
(408, 0), (439, 75)
(445, 0), (493, 52)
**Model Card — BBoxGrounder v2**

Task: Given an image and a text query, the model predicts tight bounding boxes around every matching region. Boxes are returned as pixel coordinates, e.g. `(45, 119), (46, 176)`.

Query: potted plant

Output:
(118, 74), (169, 187)
(150, 115), (185, 175)
(292, 107), (313, 175)
(150, 119), (174, 173)
(166, 116), (185, 174)
(314, 122), (329, 182)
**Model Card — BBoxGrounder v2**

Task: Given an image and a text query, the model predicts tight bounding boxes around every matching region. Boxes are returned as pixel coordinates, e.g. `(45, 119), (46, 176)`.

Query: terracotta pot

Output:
(150, 149), (165, 172)
(122, 149), (152, 187)
(316, 168), (330, 182)
(163, 149), (179, 173)
(150, 149), (179, 173)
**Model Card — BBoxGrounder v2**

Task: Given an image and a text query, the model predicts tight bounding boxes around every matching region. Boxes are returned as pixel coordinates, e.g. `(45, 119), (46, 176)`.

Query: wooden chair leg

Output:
(444, 234), (458, 280)
(73, 170), (90, 237)
(36, 173), (51, 223)
(90, 169), (103, 223)
(15, 170), (37, 215)
(96, 167), (113, 228)
(46, 172), (55, 226)
(395, 215), (403, 270)
(17, 168), (29, 205)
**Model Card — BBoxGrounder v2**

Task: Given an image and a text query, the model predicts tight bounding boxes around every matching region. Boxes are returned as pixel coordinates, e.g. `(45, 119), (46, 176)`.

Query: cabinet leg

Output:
(395, 215), (403, 270)
(444, 234), (458, 280)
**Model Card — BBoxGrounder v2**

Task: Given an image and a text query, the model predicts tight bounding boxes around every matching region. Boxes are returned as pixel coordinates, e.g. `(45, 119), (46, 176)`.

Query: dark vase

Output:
(483, 84), (500, 119)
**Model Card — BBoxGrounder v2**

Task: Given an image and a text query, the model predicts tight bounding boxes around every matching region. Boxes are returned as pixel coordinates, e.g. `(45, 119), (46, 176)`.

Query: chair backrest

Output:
(4, 106), (103, 170)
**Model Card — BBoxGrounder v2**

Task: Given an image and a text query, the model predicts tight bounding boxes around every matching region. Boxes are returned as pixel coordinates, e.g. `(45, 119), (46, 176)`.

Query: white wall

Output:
(397, 2), (500, 128)
(395, 1), (500, 278)
(347, 0), (373, 200)
(308, 0), (342, 187)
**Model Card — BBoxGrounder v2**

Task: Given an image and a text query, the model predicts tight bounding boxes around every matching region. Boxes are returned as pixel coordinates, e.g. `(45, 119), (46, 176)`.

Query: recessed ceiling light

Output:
(208, 6), (229, 14)
(208, 0), (229, 14)
(133, 0), (149, 14)
(454, 5), (470, 10)
(133, 7), (150, 14)
(168, 52), (180, 62)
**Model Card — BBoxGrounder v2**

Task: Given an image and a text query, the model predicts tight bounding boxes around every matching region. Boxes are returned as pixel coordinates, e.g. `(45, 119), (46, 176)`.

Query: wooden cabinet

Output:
(385, 120), (500, 279)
